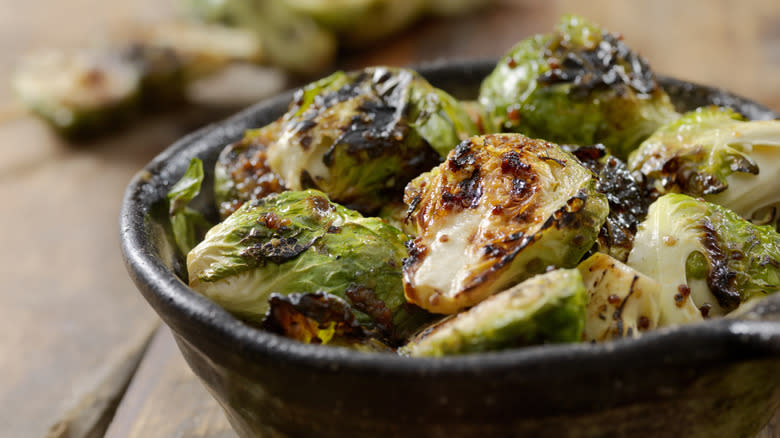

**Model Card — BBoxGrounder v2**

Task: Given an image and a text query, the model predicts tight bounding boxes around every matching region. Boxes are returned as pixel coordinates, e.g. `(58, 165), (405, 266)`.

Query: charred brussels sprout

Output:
(401, 269), (587, 357)
(626, 194), (780, 326)
(577, 253), (660, 341)
(187, 189), (428, 343)
(214, 122), (286, 219)
(265, 67), (478, 213)
(403, 134), (609, 314)
(628, 106), (780, 228)
(479, 14), (678, 159)
(563, 143), (650, 261)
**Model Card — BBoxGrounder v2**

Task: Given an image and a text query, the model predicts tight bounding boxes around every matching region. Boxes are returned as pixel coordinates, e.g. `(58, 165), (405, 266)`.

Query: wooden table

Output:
(1, 1), (778, 437)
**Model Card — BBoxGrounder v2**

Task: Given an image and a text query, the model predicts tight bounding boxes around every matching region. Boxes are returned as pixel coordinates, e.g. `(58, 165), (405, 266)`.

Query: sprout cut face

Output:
(577, 253), (661, 341)
(187, 189), (428, 343)
(264, 67), (478, 214)
(478, 14), (678, 159)
(627, 194), (780, 326)
(402, 134), (608, 314)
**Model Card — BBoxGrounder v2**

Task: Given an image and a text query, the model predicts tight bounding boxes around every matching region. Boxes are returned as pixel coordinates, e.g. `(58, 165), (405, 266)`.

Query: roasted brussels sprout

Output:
(628, 106), (780, 228)
(187, 189), (429, 342)
(214, 122), (286, 219)
(403, 134), (609, 314)
(626, 194), (780, 325)
(264, 67), (478, 213)
(13, 23), (261, 139)
(281, 0), (426, 48)
(401, 268), (586, 357)
(479, 14), (678, 159)
(577, 253), (660, 341)
(563, 143), (650, 261)
(12, 49), (142, 139)
(185, 0), (336, 75)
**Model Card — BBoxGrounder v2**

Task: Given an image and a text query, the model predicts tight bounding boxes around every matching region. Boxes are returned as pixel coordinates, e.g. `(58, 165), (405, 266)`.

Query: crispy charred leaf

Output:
(167, 158), (213, 256)
(187, 189), (429, 342)
(577, 253), (661, 341)
(402, 134), (608, 314)
(214, 122), (286, 219)
(627, 194), (780, 325)
(628, 106), (780, 227)
(563, 143), (649, 261)
(265, 67), (478, 214)
(479, 14), (678, 159)
(401, 269), (587, 357)
(262, 292), (362, 341)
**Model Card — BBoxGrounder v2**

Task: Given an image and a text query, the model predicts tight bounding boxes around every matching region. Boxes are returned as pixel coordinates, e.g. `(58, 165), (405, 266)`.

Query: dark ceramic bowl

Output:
(120, 60), (780, 438)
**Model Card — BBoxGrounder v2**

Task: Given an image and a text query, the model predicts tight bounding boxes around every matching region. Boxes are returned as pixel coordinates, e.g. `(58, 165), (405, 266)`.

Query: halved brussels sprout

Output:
(626, 194), (780, 325)
(563, 143), (650, 261)
(265, 67), (478, 213)
(187, 189), (429, 342)
(628, 106), (780, 228)
(214, 122), (286, 219)
(13, 49), (142, 139)
(479, 14), (678, 159)
(577, 253), (661, 341)
(402, 134), (609, 314)
(401, 268), (587, 357)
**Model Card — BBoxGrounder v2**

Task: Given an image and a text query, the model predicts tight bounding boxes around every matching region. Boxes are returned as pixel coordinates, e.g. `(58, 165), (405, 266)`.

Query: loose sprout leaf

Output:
(627, 194), (780, 326)
(577, 253), (661, 341)
(187, 189), (429, 342)
(401, 268), (587, 357)
(478, 14), (678, 159)
(562, 143), (650, 261)
(168, 158), (205, 215)
(402, 134), (608, 314)
(166, 158), (212, 255)
(628, 106), (780, 226)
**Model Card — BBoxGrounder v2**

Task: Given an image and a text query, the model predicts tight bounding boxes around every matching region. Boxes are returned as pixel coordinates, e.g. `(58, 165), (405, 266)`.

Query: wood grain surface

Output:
(0, 1), (777, 437)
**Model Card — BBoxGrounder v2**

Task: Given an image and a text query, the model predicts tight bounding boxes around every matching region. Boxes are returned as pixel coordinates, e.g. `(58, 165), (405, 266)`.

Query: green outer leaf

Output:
(402, 269), (587, 357)
(167, 158), (205, 215)
(166, 158), (212, 255)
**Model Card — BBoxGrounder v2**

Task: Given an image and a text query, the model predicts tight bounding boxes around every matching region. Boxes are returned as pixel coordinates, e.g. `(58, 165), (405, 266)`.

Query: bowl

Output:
(120, 59), (780, 438)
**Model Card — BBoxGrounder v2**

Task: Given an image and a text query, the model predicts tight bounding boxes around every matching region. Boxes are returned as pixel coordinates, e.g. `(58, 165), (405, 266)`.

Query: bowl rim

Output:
(120, 59), (780, 376)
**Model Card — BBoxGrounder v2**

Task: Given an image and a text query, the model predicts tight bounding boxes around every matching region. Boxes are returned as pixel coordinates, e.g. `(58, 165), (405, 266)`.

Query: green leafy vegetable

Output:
(167, 158), (212, 255)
